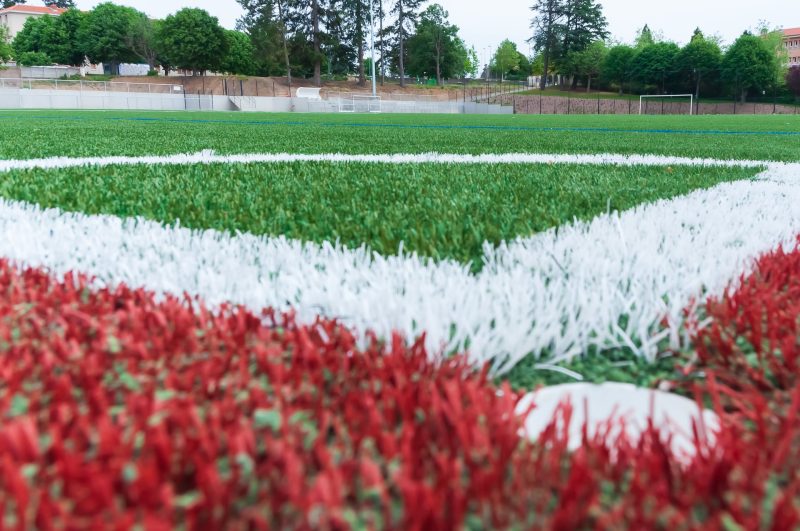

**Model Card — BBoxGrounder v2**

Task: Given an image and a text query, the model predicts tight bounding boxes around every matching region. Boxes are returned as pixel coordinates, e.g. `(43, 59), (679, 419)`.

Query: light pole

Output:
(369, 0), (377, 97)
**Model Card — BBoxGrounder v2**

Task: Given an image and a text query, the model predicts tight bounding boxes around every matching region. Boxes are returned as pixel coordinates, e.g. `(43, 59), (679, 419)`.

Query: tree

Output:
(491, 40), (520, 81)
(12, 8), (84, 65)
(385, 0), (427, 87)
(630, 41), (680, 93)
(634, 24), (656, 48)
(787, 67), (800, 102)
(2, 1), (26, 8)
(464, 45), (479, 78)
(529, 0), (563, 89)
(566, 39), (605, 91)
(341, 0), (371, 85)
(602, 44), (635, 94)
(158, 8), (228, 74)
(556, 0), (607, 87)
(222, 29), (257, 75)
(721, 32), (777, 103)
(676, 30), (721, 99)
(237, 0), (295, 81)
(406, 4), (464, 84)
(78, 3), (142, 72)
(757, 22), (790, 88)
(125, 12), (160, 70)
(17, 51), (51, 66)
(0, 25), (12, 63)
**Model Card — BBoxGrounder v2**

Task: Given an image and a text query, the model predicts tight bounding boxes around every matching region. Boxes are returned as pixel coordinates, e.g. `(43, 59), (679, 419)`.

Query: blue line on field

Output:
(1, 111), (799, 137)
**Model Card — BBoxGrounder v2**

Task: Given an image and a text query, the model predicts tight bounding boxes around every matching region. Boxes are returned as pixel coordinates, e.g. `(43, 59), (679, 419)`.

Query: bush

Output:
(147, 69), (159, 77)
(17, 51), (52, 67)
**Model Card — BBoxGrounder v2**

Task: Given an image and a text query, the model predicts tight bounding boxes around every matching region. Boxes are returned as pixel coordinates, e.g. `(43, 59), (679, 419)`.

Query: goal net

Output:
(639, 94), (694, 116)
(338, 94), (382, 113)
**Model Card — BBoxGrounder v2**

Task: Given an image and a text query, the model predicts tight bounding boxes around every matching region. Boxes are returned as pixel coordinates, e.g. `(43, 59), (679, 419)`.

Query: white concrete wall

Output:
(0, 89), (188, 111)
(0, 89), (515, 115)
(21, 66), (81, 79)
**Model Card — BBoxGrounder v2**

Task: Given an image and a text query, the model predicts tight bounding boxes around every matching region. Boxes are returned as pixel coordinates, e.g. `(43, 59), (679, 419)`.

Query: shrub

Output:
(17, 51), (52, 67)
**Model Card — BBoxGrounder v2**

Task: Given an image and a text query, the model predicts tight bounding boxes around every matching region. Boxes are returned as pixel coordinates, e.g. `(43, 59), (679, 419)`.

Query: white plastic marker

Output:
(516, 383), (719, 458)
(0, 153), (797, 375)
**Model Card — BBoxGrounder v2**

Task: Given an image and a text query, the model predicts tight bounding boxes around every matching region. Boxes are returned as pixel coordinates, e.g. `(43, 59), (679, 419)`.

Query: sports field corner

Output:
(1, 110), (800, 527)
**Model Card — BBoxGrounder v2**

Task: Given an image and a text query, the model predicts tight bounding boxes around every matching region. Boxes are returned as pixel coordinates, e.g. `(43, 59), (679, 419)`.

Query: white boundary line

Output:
(0, 152), (797, 374)
(0, 150), (782, 173)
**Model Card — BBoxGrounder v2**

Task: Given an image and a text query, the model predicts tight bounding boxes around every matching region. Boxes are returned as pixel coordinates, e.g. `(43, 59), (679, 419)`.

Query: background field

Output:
(1, 111), (799, 161)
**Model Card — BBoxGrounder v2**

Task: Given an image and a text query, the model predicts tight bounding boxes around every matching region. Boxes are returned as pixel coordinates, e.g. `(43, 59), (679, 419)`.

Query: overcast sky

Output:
(70, 0), (793, 64)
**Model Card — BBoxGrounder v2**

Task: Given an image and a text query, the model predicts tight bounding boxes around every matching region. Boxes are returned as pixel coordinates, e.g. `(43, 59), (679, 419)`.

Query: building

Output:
(0, 4), (65, 42)
(784, 27), (800, 66)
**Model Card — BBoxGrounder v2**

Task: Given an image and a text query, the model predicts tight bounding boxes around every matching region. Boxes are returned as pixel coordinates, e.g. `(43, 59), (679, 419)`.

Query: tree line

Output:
(529, 0), (797, 103)
(2, 0), (478, 87)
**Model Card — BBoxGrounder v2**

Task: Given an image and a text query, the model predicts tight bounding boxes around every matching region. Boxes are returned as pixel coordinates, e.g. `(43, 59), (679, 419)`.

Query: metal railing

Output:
(0, 78), (183, 94)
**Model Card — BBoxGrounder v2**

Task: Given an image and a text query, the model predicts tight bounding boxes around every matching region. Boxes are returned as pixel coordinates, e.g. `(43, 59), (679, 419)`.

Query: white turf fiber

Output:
(0, 153), (797, 374)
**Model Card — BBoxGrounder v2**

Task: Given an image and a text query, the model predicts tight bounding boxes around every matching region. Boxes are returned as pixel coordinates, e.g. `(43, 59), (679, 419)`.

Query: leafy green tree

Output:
(78, 3), (142, 72)
(125, 12), (160, 70)
(2, 1), (26, 8)
(491, 39), (520, 81)
(757, 23), (790, 88)
(465, 45), (479, 78)
(406, 4), (464, 84)
(721, 32), (777, 103)
(158, 8), (228, 74)
(0, 25), (12, 63)
(602, 44), (635, 94)
(17, 51), (51, 66)
(222, 29), (257, 75)
(44, 0), (76, 7)
(566, 39), (606, 91)
(630, 41), (680, 93)
(676, 29), (721, 98)
(12, 9), (84, 65)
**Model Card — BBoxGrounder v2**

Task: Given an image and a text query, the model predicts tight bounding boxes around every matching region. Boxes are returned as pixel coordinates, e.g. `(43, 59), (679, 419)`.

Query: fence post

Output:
(567, 93), (570, 115)
(597, 94), (600, 114)
(539, 94), (542, 114)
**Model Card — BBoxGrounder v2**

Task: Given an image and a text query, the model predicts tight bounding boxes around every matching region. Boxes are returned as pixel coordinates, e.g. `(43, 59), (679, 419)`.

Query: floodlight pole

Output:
(369, 1), (377, 97)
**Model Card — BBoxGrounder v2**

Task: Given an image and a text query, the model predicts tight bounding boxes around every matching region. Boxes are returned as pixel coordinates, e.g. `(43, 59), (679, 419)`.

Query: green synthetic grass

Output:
(0, 111), (799, 162)
(0, 162), (760, 269)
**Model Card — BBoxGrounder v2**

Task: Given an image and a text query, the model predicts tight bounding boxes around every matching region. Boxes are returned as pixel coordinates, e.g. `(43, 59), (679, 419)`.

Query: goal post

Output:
(639, 94), (694, 116)
(338, 93), (382, 113)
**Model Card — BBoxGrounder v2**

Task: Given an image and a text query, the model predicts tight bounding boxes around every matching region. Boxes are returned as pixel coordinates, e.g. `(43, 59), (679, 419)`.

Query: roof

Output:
(0, 4), (66, 16)
(784, 27), (800, 37)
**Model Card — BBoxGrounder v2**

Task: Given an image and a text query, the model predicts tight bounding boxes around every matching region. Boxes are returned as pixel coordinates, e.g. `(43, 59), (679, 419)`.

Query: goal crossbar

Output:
(639, 94), (694, 115)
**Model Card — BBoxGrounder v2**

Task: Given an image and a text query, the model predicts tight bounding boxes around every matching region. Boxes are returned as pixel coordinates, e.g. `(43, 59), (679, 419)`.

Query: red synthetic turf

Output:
(0, 254), (798, 529)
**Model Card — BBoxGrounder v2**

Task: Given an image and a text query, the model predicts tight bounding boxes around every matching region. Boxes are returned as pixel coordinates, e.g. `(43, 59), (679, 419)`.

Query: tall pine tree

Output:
(384, 0), (426, 87)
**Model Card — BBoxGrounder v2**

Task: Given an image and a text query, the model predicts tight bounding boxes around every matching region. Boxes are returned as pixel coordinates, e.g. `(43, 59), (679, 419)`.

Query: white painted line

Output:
(0, 162), (797, 374)
(0, 150), (782, 172)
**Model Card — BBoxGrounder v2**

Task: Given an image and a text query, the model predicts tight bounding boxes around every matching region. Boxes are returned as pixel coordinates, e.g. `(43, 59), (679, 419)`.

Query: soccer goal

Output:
(639, 94), (694, 116)
(338, 94), (382, 113)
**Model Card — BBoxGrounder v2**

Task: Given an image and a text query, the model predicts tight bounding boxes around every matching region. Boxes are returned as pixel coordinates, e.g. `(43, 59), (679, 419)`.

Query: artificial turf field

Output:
(1, 109), (800, 527)
(2, 110), (799, 385)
